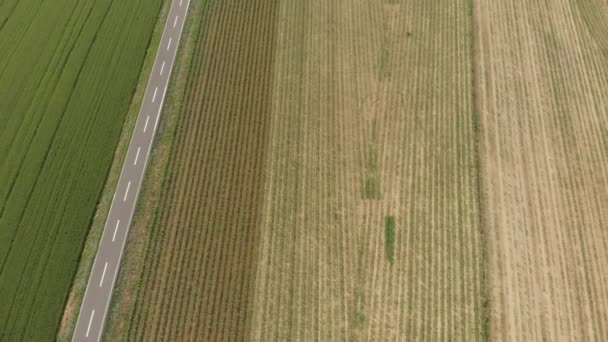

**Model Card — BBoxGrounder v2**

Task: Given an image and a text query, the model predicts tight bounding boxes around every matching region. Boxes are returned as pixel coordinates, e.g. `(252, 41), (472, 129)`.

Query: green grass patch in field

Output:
(379, 45), (391, 80)
(385, 216), (395, 264)
(364, 176), (380, 199)
(367, 143), (379, 172)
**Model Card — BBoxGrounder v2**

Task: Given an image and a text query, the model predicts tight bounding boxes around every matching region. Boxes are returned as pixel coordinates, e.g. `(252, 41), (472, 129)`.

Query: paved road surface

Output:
(72, 0), (191, 340)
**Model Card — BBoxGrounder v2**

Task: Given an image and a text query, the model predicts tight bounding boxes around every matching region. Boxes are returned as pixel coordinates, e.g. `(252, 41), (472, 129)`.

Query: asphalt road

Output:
(72, 0), (191, 340)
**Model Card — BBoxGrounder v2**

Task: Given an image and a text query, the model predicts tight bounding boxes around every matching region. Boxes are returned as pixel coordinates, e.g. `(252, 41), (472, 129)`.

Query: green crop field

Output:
(0, 0), (162, 340)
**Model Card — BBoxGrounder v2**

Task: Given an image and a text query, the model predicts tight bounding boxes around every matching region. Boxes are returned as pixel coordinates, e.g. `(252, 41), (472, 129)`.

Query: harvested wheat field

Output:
(474, 0), (608, 340)
(251, 0), (484, 340)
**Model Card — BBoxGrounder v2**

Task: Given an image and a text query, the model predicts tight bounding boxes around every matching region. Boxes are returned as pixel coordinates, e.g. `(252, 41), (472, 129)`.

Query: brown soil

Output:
(127, 1), (279, 341)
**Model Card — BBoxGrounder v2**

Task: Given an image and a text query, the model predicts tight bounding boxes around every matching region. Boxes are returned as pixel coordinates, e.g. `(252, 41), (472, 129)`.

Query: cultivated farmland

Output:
(250, 0), (483, 340)
(119, 0), (485, 340)
(0, 0), (162, 340)
(475, 0), (608, 340)
(125, 0), (278, 340)
(98, 0), (608, 340)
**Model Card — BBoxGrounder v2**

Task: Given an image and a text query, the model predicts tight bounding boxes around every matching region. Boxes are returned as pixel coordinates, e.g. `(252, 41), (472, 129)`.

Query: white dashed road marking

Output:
(144, 115), (150, 133)
(112, 220), (120, 242)
(134, 147), (141, 165)
(167, 37), (172, 51)
(174, 16), (179, 28)
(160, 61), (165, 75)
(123, 181), (131, 202)
(99, 262), (108, 287)
(152, 87), (158, 103)
(154, 86), (167, 131)
(86, 310), (95, 338)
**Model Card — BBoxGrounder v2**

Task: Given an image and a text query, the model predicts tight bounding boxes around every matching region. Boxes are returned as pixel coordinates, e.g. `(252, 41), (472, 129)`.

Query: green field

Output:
(0, 0), (162, 340)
